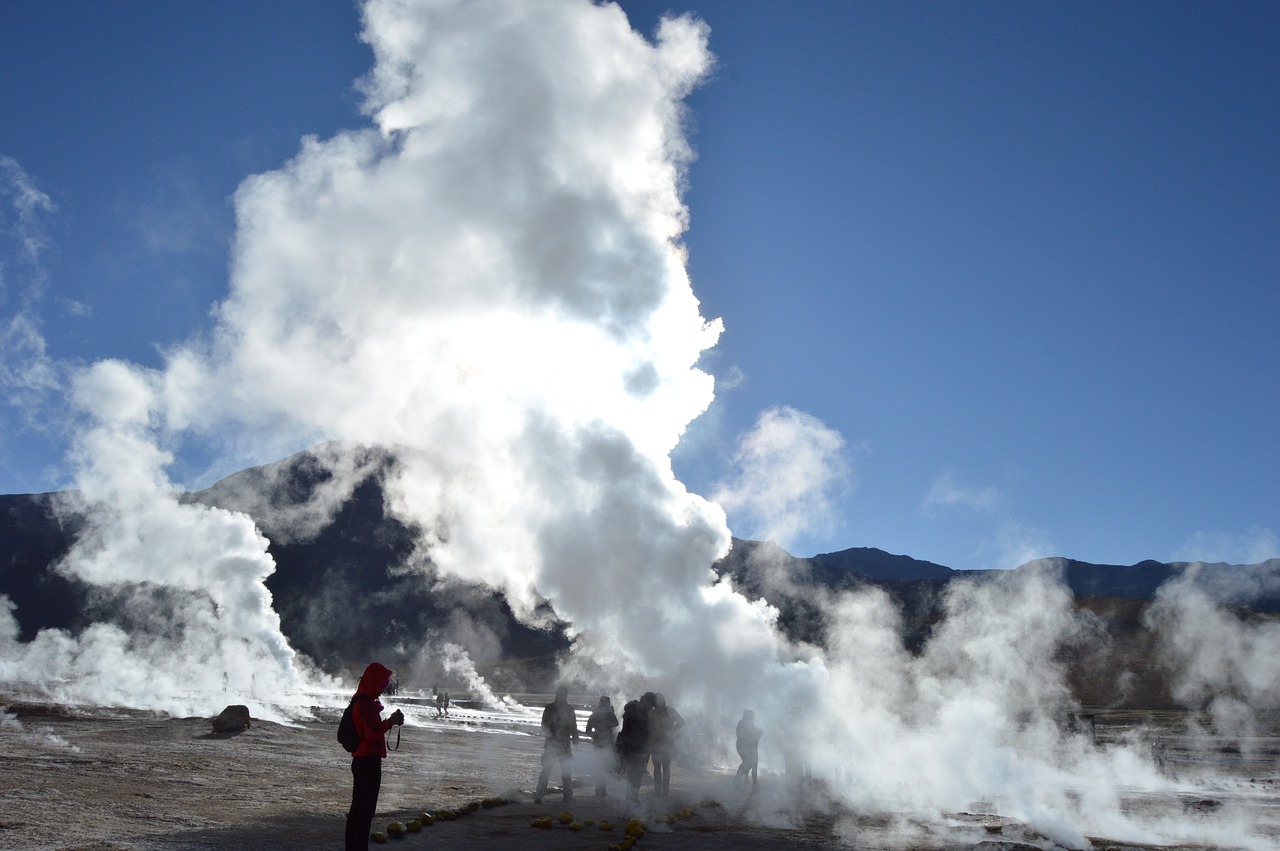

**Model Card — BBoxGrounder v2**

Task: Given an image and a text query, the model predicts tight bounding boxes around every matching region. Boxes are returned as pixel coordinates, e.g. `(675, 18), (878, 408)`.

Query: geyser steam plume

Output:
(1, 2), (1275, 848)
(3, 0), (749, 715)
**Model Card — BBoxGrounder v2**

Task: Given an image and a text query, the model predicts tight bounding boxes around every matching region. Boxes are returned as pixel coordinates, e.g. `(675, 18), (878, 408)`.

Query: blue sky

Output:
(1, 0), (1276, 569)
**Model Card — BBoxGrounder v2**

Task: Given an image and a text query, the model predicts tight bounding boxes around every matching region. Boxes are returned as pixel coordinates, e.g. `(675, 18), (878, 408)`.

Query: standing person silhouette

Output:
(345, 662), (404, 851)
(534, 686), (580, 803)
(584, 696), (619, 797)
(648, 693), (684, 798)
(616, 692), (656, 803)
(735, 709), (762, 787)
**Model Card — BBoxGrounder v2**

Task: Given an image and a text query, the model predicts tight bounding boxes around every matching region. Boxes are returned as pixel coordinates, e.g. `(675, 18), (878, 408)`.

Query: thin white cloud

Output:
(0, 154), (57, 277)
(711, 405), (850, 549)
(124, 162), (230, 260)
(921, 467), (1001, 517)
(0, 313), (58, 393)
(1172, 526), (1279, 565)
(0, 157), (62, 448)
(717, 363), (745, 391)
(922, 468), (1055, 569)
(979, 518), (1057, 570)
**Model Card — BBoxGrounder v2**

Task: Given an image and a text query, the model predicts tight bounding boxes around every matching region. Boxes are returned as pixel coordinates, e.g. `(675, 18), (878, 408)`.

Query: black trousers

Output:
(346, 756), (382, 851)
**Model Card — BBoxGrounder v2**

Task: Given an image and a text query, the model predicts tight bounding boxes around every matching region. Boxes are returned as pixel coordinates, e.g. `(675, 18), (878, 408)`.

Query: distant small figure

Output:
(535, 686), (580, 803)
(435, 691), (444, 718)
(584, 696), (619, 797)
(735, 709), (762, 787)
(616, 692), (656, 803)
(648, 692), (684, 798)
(443, 691), (451, 717)
(1151, 734), (1169, 774)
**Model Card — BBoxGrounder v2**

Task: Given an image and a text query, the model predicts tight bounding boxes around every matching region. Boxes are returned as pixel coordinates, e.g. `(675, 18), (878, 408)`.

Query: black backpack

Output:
(337, 694), (372, 753)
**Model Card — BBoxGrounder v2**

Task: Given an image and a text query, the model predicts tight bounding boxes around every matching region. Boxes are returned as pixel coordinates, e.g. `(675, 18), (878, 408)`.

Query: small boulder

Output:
(211, 704), (252, 733)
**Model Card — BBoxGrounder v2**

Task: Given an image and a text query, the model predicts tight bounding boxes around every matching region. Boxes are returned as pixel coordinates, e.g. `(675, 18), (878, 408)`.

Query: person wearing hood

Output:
(345, 662), (404, 851)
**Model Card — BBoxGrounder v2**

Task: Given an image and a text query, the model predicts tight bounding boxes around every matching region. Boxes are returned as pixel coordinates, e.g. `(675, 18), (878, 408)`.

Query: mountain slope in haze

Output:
(2, 447), (1277, 704)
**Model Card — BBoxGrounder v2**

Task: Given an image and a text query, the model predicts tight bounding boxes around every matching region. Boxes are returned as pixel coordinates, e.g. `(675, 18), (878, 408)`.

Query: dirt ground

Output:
(2, 698), (1277, 851)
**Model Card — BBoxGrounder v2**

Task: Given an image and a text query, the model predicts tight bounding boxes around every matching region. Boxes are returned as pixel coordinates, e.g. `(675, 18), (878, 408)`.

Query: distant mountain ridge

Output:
(2, 447), (1277, 702)
(800, 543), (1279, 608)
(810, 546), (956, 582)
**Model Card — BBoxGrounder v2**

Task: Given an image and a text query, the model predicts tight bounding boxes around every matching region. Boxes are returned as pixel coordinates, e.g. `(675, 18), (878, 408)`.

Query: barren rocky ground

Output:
(2, 698), (1277, 851)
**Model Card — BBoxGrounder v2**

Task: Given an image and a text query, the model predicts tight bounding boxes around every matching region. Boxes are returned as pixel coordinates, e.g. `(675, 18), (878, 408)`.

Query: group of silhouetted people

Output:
(534, 688), (687, 805)
(342, 664), (773, 851)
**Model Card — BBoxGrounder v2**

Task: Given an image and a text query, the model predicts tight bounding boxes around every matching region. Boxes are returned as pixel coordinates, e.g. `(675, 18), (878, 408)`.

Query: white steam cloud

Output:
(4, 0), (734, 719)
(712, 405), (850, 552)
(1, 2), (1276, 847)
(1145, 564), (1280, 735)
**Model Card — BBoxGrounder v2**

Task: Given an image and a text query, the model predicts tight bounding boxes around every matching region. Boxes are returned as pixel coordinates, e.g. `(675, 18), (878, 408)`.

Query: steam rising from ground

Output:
(440, 642), (505, 710)
(1, 1), (1276, 847)
(2, 706), (79, 752)
(1145, 562), (1280, 736)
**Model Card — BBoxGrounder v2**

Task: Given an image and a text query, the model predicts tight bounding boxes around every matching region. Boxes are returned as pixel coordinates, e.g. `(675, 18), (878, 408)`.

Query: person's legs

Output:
(625, 753), (644, 801)
(560, 752), (574, 802)
(346, 756), (382, 851)
(535, 747), (553, 802)
(594, 746), (608, 796)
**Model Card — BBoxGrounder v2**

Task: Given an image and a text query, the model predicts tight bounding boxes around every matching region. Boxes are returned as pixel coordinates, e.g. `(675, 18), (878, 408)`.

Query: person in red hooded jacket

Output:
(345, 662), (404, 851)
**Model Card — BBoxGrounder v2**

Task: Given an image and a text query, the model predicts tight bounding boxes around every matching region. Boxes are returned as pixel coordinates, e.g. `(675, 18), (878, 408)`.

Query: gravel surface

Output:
(2, 700), (1277, 851)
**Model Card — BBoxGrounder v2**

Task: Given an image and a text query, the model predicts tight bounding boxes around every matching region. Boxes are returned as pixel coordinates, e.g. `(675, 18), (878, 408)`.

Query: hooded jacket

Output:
(352, 662), (395, 759)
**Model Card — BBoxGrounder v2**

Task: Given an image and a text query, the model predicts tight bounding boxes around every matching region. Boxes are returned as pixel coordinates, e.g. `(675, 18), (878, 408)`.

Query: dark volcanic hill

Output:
(2, 448), (1277, 704)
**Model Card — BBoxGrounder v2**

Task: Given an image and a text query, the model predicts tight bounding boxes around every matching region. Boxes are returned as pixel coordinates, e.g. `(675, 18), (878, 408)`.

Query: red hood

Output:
(355, 662), (392, 698)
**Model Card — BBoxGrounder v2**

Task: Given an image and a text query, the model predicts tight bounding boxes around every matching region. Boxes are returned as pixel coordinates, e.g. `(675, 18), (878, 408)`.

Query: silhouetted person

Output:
(616, 691), (656, 803)
(584, 695), (619, 797)
(435, 691), (444, 718)
(782, 705), (809, 784)
(442, 691), (450, 716)
(345, 662), (405, 851)
(535, 685), (580, 803)
(648, 692), (684, 798)
(735, 709), (762, 787)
